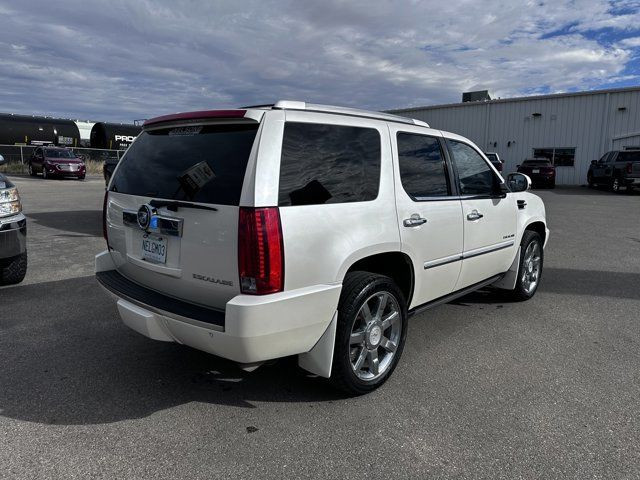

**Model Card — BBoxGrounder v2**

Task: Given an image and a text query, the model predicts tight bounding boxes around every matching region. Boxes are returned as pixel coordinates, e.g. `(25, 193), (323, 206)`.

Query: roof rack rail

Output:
(241, 103), (275, 109)
(269, 100), (429, 128)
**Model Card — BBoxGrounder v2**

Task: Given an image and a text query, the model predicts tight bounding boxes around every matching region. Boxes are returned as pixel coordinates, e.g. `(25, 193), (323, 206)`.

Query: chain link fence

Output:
(0, 144), (125, 175)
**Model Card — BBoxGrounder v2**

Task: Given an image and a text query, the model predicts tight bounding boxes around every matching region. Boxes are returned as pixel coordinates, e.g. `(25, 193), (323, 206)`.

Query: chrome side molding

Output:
(424, 240), (515, 269)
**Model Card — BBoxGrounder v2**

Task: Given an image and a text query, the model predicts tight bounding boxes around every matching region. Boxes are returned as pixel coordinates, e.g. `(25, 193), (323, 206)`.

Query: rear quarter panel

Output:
(256, 111), (401, 290)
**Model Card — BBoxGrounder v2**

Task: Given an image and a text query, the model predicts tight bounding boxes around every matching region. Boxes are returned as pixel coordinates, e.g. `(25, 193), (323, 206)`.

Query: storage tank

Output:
(90, 122), (141, 150)
(0, 113), (81, 146)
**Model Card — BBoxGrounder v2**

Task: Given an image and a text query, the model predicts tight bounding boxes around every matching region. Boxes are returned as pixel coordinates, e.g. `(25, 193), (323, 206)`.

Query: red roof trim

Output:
(143, 110), (247, 127)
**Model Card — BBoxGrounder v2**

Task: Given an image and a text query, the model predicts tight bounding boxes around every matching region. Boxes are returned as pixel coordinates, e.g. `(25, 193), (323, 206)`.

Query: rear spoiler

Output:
(143, 110), (247, 127)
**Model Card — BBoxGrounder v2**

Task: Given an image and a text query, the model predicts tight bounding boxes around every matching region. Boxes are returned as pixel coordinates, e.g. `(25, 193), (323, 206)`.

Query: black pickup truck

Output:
(587, 150), (640, 193)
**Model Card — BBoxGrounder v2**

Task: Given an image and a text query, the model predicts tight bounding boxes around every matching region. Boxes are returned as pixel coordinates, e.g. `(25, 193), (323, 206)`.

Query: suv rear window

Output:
(278, 122), (381, 206)
(110, 123), (259, 205)
(617, 151), (640, 162)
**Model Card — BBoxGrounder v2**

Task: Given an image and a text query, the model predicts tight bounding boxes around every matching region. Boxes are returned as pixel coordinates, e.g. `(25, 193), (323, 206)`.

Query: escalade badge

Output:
(137, 204), (152, 230)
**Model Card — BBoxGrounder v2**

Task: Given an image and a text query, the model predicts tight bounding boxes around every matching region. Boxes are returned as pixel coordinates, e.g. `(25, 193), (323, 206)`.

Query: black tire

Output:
(507, 231), (543, 301)
(78, 175), (86, 181)
(587, 173), (594, 188)
(330, 271), (408, 395)
(611, 177), (622, 193)
(0, 251), (27, 286)
(28, 163), (37, 177)
(42, 167), (47, 179)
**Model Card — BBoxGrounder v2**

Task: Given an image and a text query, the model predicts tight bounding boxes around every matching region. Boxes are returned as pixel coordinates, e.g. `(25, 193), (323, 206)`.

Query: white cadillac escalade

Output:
(96, 101), (548, 395)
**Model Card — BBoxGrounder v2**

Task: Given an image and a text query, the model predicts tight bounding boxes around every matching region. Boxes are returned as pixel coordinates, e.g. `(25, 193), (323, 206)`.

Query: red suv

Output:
(28, 146), (86, 180)
(517, 159), (555, 188)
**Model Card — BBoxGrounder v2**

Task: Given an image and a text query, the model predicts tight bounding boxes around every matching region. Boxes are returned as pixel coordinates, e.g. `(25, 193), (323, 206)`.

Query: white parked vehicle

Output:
(96, 101), (548, 394)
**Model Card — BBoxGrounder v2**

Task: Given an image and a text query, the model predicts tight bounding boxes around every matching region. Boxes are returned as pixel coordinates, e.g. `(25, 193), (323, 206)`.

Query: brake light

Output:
(627, 162), (633, 174)
(102, 190), (110, 248)
(238, 207), (284, 295)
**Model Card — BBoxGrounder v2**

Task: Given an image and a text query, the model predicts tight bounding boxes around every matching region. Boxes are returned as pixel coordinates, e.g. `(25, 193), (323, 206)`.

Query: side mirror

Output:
(591, 160), (597, 165)
(516, 164), (521, 168)
(507, 172), (531, 192)
(0, 155), (5, 166)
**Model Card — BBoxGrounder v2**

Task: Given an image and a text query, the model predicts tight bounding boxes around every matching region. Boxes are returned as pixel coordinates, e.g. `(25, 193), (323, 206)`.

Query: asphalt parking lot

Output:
(1, 176), (639, 479)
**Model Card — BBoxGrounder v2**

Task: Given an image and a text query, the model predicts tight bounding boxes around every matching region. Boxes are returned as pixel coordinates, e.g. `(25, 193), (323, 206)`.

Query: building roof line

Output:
(387, 85), (640, 113)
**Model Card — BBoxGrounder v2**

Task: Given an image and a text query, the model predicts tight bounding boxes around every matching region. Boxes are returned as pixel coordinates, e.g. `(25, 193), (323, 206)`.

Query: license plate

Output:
(141, 235), (167, 264)
(532, 169), (540, 173)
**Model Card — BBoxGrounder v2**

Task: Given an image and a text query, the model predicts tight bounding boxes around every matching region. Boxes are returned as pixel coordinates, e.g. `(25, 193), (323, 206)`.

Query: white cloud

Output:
(0, 0), (637, 121)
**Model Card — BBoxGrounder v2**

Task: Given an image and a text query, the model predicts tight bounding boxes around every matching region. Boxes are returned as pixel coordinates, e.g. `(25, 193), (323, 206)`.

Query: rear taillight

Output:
(543, 167), (555, 175)
(238, 207), (284, 295)
(102, 190), (110, 248)
(626, 162), (633, 174)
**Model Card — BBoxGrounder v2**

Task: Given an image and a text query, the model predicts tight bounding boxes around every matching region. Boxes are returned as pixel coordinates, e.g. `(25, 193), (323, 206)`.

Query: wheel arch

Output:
(340, 251), (415, 307)
(524, 220), (546, 245)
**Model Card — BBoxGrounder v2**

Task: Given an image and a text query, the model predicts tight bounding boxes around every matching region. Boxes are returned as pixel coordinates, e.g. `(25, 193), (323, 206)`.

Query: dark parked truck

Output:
(90, 122), (142, 185)
(0, 155), (27, 285)
(588, 150), (640, 193)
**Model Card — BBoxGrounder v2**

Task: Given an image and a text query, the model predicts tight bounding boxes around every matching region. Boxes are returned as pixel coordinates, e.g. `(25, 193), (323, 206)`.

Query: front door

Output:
(390, 125), (464, 308)
(592, 152), (614, 183)
(446, 138), (518, 289)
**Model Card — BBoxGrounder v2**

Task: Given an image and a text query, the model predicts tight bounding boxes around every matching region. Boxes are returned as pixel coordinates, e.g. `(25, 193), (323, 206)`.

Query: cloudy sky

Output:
(1, 0), (639, 122)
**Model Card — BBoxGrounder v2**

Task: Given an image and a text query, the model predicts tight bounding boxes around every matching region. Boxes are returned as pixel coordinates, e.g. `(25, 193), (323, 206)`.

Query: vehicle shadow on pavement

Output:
(452, 267), (640, 305)
(0, 277), (344, 426)
(540, 267), (640, 300)
(26, 210), (102, 237)
(544, 186), (640, 196)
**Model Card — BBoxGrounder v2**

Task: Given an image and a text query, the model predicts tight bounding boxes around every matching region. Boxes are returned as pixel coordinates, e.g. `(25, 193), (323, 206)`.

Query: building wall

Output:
(391, 87), (640, 185)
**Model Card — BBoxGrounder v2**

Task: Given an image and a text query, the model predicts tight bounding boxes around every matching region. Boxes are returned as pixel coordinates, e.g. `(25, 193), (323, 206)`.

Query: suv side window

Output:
(278, 122), (381, 206)
(448, 139), (497, 195)
(397, 132), (450, 199)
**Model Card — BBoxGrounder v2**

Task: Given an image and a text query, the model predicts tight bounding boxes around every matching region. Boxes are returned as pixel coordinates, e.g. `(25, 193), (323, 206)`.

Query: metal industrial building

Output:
(390, 86), (640, 185)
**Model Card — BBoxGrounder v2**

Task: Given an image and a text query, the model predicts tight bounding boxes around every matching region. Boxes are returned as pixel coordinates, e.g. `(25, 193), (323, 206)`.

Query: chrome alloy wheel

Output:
(521, 241), (541, 294)
(349, 291), (402, 381)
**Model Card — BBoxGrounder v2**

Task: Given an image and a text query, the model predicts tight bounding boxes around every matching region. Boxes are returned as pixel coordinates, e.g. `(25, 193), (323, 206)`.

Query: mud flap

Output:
(298, 312), (337, 378)
(492, 246), (521, 290)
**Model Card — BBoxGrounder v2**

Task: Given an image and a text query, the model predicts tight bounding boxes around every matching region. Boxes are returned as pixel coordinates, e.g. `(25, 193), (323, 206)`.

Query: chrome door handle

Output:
(467, 210), (484, 221)
(403, 214), (427, 227)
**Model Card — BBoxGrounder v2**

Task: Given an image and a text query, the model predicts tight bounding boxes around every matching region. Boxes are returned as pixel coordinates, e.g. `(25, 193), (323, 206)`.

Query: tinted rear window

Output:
(617, 151), (640, 162)
(110, 123), (258, 205)
(278, 122), (381, 206)
(523, 160), (551, 166)
(397, 133), (450, 198)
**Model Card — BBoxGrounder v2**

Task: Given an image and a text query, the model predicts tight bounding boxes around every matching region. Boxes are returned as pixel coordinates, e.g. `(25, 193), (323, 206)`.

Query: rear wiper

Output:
(149, 199), (218, 212)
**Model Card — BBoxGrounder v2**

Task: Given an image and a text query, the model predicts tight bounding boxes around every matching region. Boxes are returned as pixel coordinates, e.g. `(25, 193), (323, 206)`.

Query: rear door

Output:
(105, 115), (262, 310)
(390, 125), (463, 306)
(446, 137), (518, 290)
(33, 147), (43, 170)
